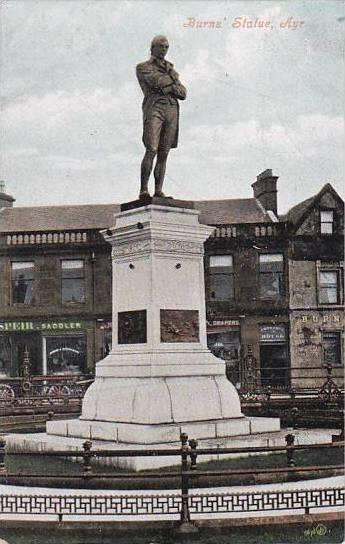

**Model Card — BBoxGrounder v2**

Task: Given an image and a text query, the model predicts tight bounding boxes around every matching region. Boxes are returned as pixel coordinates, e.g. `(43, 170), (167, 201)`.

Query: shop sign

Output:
(207, 319), (240, 327)
(297, 314), (341, 324)
(260, 325), (286, 343)
(0, 320), (85, 332)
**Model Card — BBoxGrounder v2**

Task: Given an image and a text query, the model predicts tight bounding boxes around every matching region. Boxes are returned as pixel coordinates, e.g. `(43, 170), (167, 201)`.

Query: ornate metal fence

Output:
(0, 349), (94, 409)
(0, 434), (343, 526)
(0, 377), (90, 404)
(0, 487), (344, 518)
(239, 363), (344, 401)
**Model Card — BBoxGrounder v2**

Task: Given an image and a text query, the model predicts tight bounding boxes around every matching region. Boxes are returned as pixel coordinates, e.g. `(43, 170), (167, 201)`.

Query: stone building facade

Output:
(0, 197), (117, 377)
(0, 173), (343, 390)
(287, 184), (344, 388)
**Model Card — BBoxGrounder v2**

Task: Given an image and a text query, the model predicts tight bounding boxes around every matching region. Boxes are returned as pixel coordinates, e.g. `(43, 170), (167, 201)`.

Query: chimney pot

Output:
(252, 170), (279, 215)
(0, 181), (15, 208)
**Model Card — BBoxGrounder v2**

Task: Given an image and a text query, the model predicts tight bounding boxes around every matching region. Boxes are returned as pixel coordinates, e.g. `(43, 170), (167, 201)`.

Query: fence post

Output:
(189, 438), (198, 470)
(176, 433), (198, 534)
(285, 433), (296, 467)
(290, 406), (299, 429)
(0, 436), (6, 475)
(82, 440), (93, 478)
(21, 348), (33, 397)
(265, 386), (272, 416)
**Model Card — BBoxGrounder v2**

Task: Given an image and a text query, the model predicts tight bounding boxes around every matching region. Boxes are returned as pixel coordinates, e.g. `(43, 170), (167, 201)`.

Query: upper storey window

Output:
(11, 262), (34, 304)
(320, 210), (334, 234)
(209, 255), (234, 300)
(259, 254), (284, 300)
(61, 260), (85, 304)
(319, 270), (339, 304)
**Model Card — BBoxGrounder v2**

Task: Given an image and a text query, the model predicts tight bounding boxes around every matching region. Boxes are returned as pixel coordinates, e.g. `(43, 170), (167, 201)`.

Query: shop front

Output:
(207, 318), (241, 386)
(0, 319), (89, 377)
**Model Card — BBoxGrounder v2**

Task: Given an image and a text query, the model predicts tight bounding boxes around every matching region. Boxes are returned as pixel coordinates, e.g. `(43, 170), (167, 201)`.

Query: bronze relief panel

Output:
(118, 310), (147, 344)
(160, 310), (199, 343)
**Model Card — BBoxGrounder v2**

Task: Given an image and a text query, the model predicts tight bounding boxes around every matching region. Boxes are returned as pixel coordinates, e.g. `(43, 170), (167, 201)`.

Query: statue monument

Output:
(9, 37), (284, 470)
(136, 35), (186, 199)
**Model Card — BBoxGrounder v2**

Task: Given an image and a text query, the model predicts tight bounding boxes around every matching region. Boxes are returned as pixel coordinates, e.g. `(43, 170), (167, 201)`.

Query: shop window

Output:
(45, 335), (86, 374)
(322, 332), (342, 367)
(11, 261), (34, 304)
(319, 270), (339, 304)
(259, 254), (284, 300)
(320, 210), (334, 234)
(61, 260), (85, 304)
(209, 255), (234, 300)
(0, 335), (11, 377)
(207, 329), (240, 384)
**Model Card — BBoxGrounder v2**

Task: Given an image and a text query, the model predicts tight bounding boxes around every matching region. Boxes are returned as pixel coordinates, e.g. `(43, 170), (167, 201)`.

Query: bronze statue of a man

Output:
(136, 35), (187, 199)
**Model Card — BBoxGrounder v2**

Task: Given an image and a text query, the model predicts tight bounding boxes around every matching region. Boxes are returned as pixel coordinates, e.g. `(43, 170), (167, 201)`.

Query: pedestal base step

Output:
(45, 416), (280, 445)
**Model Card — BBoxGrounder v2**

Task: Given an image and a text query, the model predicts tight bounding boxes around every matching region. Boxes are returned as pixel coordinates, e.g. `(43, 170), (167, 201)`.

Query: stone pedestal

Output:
(45, 202), (280, 453)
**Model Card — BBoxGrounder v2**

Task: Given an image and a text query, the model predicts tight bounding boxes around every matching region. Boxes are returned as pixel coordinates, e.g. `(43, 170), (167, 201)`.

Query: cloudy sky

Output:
(1, 0), (344, 213)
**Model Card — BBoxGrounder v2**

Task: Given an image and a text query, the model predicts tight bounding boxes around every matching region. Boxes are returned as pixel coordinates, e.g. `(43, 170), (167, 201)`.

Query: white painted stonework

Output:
(43, 204), (280, 460)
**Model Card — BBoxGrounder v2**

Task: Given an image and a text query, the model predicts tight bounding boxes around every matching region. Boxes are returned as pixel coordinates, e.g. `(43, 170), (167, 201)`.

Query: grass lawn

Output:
(3, 444), (343, 489)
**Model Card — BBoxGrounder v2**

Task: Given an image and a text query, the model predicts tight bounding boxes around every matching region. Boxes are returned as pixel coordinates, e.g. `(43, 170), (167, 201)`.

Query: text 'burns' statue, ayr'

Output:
(136, 36), (187, 199)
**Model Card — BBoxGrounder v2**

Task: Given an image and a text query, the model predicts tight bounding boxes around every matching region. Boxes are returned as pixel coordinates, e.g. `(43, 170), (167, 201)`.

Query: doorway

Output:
(260, 343), (289, 388)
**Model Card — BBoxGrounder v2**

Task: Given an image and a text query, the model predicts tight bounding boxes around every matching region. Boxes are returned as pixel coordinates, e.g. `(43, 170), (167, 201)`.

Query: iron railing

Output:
(0, 434), (343, 529)
(239, 363), (344, 402)
(0, 374), (93, 408)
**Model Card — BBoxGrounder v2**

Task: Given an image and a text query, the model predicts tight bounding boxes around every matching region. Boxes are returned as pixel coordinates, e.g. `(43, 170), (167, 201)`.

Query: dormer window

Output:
(320, 210), (334, 234)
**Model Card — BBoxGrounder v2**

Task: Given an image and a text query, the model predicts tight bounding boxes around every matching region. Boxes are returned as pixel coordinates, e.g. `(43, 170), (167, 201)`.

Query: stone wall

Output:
(290, 310), (344, 388)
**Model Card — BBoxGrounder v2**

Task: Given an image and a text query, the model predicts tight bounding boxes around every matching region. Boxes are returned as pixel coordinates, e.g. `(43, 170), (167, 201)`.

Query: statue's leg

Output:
(140, 115), (162, 198)
(154, 149), (169, 197)
(153, 106), (177, 197)
(140, 149), (156, 197)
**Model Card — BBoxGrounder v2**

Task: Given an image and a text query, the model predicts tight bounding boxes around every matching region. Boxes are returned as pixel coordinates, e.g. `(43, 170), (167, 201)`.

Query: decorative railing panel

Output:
(189, 488), (344, 514)
(0, 375), (93, 408)
(0, 488), (343, 517)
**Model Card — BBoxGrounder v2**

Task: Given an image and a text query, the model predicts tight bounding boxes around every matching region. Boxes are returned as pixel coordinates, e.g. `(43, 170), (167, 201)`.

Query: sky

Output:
(0, 0), (344, 213)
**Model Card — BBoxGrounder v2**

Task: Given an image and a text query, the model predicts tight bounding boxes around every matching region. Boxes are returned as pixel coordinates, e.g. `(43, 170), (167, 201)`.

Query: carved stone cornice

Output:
(152, 239), (202, 254)
(111, 239), (151, 257)
(111, 238), (203, 258)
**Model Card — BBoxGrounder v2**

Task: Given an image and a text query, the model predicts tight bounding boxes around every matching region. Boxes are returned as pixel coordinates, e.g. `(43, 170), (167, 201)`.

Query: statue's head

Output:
(151, 35), (169, 59)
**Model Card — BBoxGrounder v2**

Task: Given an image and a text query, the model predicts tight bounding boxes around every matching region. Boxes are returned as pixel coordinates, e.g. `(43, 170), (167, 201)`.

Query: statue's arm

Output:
(164, 67), (187, 100)
(170, 82), (187, 100)
(136, 64), (174, 91)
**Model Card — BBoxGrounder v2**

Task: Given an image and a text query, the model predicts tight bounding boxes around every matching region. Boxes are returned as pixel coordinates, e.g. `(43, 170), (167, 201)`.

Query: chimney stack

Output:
(0, 181), (15, 208)
(251, 169), (278, 215)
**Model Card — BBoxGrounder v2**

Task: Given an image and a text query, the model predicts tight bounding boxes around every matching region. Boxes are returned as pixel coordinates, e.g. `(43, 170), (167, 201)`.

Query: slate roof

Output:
(195, 198), (269, 224)
(281, 183), (342, 226)
(280, 196), (315, 225)
(0, 204), (120, 233)
(0, 197), (270, 233)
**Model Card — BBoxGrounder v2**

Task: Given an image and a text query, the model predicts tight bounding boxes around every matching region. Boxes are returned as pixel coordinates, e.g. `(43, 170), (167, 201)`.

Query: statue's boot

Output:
(139, 180), (150, 199)
(154, 179), (172, 199)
